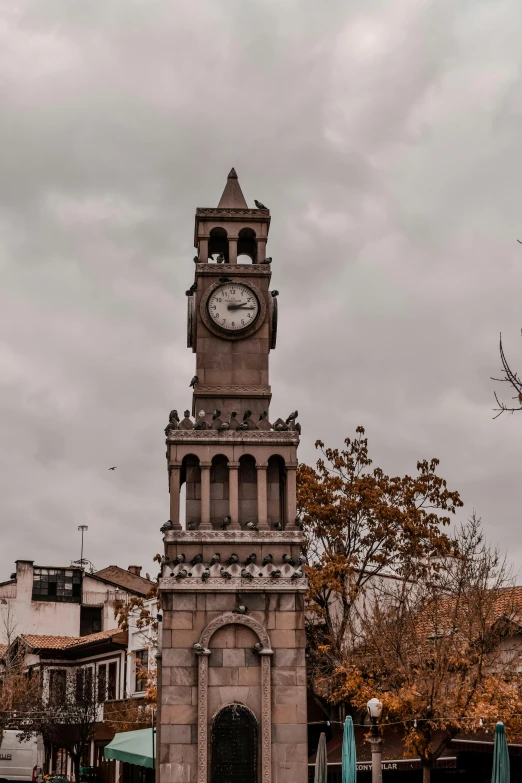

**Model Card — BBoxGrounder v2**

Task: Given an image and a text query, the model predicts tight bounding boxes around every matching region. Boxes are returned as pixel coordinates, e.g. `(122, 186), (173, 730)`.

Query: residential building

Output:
(0, 561), (154, 641)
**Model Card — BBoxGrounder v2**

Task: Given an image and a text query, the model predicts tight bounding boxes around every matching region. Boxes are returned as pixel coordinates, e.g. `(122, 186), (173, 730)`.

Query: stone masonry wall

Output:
(159, 589), (307, 783)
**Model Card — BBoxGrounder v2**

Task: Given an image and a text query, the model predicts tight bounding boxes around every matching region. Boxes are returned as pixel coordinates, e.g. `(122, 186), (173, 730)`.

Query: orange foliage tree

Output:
(297, 426), (463, 714)
(114, 577), (160, 707)
(331, 515), (522, 782)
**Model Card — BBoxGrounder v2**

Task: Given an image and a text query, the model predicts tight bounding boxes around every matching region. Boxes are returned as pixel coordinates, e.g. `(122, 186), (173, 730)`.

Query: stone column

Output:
(256, 465), (269, 530)
(256, 238), (266, 263)
(285, 466), (297, 529)
(168, 466), (182, 529)
(228, 462), (240, 530)
(200, 464), (212, 530)
(228, 238), (238, 265)
(198, 238), (208, 262)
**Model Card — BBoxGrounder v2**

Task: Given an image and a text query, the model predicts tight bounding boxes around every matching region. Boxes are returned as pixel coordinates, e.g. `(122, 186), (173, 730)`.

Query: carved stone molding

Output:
(199, 279), (267, 341)
(197, 654), (208, 783)
(192, 384), (271, 396)
(167, 430), (299, 443)
(195, 264), (271, 276)
(196, 208), (270, 218)
(163, 530), (303, 542)
(261, 656), (271, 783)
(199, 611), (272, 649)
(159, 577), (307, 593)
(197, 613), (272, 783)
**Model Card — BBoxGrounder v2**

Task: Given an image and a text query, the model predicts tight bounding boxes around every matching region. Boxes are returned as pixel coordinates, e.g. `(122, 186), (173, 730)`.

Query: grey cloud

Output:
(1, 0), (522, 579)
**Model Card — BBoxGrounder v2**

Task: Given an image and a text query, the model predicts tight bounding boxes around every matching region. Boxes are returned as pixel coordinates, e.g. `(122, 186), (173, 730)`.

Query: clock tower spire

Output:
(158, 171), (307, 783)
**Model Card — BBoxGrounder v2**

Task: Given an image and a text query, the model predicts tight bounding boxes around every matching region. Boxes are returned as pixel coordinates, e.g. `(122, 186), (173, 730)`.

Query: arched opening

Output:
(267, 455), (285, 529)
(210, 454), (229, 529)
(181, 454), (201, 529)
(237, 227), (257, 263)
(209, 227), (228, 262)
(238, 455), (257, 528)
(211, 704), (258, 783)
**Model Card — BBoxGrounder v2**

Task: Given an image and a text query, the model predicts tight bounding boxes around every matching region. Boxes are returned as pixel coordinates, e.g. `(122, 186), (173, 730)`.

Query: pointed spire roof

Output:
(217, 168), (248, 208)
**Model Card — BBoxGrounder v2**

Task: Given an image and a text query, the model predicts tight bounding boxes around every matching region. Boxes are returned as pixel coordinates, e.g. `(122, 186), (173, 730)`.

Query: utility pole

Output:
(78, 525), (88, 566)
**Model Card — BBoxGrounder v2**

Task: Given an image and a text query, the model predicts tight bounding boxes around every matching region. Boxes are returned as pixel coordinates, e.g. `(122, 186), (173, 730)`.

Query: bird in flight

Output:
(108, 466), (117, 471)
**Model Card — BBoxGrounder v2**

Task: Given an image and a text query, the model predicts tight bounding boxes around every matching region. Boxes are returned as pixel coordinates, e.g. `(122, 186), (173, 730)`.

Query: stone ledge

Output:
(194, 263), (271, 274)
(159, 577), (307, 593)
(167, 430), (299, 443)
(163, 530), (303, 543)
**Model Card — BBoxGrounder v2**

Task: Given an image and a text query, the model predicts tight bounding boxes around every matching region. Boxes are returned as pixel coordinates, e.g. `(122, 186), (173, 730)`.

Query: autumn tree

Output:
(0, 644), (40, 746)
(331, 515), (522, 782)
(14, 665), (103, 783)
(114, 579), (159, 706)
(297, 426), (463, 712)
(492, 333), (522, 416)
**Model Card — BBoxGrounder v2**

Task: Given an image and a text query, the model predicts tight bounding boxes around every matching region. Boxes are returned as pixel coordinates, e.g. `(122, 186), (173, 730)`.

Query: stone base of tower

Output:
(157, 531), (308, 783)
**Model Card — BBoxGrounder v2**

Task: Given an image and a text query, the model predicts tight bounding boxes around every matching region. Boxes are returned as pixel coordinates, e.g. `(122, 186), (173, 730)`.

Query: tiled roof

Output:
(0, 644), (8, 657)
(93, 566), (155, 596)
(21, 628), (125, 652)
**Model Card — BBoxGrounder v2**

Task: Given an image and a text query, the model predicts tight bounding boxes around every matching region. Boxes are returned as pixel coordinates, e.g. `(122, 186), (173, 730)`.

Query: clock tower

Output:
(158, 170), (307, 783)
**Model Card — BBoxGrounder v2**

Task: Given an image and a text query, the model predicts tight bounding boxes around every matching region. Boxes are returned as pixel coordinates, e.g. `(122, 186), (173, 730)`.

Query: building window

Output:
(108, 662), (117, 700)
(97, 665), (107, 703)
(32, 568), (82, 603)
(134, 650), (149, 693)
(49, 669), (67, 705)
(96, 662), (118, 702)
(75, 666), (94, 703)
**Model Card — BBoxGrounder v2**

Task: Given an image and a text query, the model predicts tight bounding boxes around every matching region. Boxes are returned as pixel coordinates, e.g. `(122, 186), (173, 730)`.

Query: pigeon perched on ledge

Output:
(189, 375), (199, 388)
(260, 257), (272, 265)
(241, 569), (254, 581)
(254, 200), (267, 209)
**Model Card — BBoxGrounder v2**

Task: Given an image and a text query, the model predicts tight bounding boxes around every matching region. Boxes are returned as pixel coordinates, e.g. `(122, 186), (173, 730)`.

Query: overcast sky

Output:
(2, 0), (522, 582)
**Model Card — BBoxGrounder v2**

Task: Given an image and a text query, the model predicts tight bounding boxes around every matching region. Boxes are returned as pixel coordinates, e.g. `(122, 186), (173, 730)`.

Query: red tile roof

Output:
(93, 566), (155, 596)
(20, 628), (125, 651)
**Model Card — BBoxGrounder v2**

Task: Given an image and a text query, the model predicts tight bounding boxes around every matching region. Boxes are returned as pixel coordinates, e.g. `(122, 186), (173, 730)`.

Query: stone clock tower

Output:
(158, 170), (307, 783)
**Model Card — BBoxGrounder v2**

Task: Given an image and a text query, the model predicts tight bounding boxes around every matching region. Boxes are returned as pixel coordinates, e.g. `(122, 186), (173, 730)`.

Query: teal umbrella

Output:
(314, 732), (328, 783)
(342, 716), (357, 783)
(492, 722), (510, 783)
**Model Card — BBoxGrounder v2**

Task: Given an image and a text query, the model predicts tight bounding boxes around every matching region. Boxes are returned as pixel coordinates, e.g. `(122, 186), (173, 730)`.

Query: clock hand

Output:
(227, 304), (256, 310)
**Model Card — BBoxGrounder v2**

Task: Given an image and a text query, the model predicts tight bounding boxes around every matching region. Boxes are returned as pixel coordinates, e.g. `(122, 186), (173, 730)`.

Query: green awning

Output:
(104, 728), (155, 769)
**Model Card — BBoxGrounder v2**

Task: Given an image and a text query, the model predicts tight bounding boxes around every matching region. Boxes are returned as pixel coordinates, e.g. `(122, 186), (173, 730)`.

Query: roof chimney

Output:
(128, 565), (142, 576)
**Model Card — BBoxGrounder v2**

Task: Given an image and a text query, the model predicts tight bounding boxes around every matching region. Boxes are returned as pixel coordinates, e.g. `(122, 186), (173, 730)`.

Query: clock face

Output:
(207, 282), (260, 332)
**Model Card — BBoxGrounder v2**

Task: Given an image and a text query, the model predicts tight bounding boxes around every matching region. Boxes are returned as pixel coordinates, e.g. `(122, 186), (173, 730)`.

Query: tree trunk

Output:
(71, 753), (81, 783)
(422, 762), (432, 783)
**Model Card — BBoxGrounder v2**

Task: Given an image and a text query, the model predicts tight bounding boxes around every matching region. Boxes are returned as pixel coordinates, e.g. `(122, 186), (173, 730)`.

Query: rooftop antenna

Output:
(78, 525), (88, 567)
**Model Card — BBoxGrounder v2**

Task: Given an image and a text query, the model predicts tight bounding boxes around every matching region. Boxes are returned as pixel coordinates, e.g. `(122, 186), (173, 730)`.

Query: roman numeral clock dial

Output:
(207, 282), (260, 333)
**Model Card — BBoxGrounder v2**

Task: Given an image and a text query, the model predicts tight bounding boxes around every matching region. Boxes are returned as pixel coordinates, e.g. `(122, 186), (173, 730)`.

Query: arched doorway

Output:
(211, 704), (258, 783)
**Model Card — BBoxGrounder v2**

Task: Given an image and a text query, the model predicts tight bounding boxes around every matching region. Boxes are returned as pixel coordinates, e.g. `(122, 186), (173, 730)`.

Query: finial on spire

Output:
(217, 168), (248, 208)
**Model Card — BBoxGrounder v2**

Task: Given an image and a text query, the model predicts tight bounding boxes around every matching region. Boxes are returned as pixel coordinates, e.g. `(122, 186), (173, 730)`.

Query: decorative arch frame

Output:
(197, 613), (273, 783)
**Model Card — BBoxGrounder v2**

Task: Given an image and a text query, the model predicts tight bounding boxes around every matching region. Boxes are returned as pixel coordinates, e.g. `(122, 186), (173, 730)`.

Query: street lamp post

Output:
(367, 697), (383, 783)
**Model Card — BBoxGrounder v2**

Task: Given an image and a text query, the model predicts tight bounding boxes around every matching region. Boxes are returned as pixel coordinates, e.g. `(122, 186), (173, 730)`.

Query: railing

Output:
(82, 590), (130, 606)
